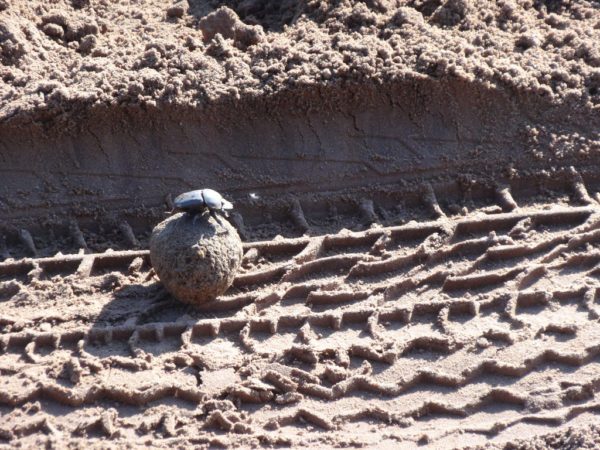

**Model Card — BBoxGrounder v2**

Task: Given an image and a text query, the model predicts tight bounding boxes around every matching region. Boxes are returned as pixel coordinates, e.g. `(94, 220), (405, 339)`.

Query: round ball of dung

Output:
(149, 212), (243, 306)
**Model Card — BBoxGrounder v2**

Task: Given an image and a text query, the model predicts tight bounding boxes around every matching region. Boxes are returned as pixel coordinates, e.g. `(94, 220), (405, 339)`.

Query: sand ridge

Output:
(1, 0), (599, 125)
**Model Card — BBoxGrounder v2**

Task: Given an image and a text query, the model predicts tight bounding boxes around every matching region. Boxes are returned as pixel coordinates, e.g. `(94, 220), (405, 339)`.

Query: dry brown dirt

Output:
(2, 0), (600, 120)
(3, 196), (600, 448)
(1, 0), (600, 448)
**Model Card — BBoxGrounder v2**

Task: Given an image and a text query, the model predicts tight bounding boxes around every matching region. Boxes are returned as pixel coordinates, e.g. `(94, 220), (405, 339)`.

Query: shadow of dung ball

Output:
(150, 212), (243, 306)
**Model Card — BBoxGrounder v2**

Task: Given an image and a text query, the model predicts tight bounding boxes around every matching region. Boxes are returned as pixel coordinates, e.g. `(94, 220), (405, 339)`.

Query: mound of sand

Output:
(1, 0), (599, 124)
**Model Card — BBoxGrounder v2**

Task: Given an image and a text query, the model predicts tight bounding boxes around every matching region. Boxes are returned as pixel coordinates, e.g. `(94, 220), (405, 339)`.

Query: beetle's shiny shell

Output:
(174, 189), (233, 212)
(201, 189), (225, 210)
(174, 190), (205, 212)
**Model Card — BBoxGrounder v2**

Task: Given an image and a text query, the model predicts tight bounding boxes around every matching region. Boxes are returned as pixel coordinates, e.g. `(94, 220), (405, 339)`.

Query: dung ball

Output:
(150, 212), (243, 306)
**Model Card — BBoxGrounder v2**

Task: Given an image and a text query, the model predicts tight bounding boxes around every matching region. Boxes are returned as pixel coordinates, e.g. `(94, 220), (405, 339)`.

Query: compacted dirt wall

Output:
(1, 79), (599, 233)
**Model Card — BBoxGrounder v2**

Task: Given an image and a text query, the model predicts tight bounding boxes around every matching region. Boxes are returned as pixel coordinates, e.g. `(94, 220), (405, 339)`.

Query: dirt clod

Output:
(166, 3), (186, 19)
(150, 212), (243, 306)
(198, 6), (264, 49)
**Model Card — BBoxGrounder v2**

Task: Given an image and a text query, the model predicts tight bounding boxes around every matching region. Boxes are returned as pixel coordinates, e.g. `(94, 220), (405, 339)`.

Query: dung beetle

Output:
(173, 189), (233, 224)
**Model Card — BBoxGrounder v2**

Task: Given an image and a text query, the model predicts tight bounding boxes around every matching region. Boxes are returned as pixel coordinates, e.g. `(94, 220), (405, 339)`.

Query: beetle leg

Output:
(210, 210), (228, 234)
(210, 209), (220, 225)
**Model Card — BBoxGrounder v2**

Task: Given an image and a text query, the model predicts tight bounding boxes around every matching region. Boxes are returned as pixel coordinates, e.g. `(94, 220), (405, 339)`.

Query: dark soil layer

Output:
(1, 78), (600, 235)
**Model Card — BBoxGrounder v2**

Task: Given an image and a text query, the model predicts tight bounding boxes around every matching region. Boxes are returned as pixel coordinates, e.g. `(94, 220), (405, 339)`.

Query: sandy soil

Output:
(1, 0), (599, 124)
(2, 1), (600, 234)
(482, 424), (600, 449)
(2, 0), (600, 448)
(3, 194), (600, 448)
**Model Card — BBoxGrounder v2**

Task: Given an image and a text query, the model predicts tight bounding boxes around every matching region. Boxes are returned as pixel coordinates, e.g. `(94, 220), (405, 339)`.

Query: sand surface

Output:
(2, 0), (600, 448)
(3, 196), (600, 448)
(1, 0), (599, 123)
